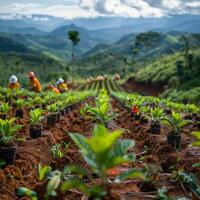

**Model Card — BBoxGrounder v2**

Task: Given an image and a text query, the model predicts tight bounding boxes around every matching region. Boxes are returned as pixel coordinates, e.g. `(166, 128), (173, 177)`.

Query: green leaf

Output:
(192, 162), (200, 167)
(191, 141), (200, 147)
(63, 165), (88, 176)
(192, 132), (200, 140)
(60, 177), (88, 194)
(47, 174), (61, 197)
(114, 169), (146, 183)
(69, 133), (91, 154)
(38, 164), (51, 181)
(17, 187), (38, 200)
(0, 159), (6, 167)
(114, 140), (135, 156)
(89, 125), (122, 153)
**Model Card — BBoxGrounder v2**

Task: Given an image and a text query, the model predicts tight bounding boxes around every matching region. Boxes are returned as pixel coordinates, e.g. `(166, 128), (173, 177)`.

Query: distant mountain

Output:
(0, 26), (47, 36)
(0, 14), (200, 42)
(83, 32), (182, 58)
(0, 35), (33, 53)
(0, 14), (67, 31)
(0, 24), (103, 60)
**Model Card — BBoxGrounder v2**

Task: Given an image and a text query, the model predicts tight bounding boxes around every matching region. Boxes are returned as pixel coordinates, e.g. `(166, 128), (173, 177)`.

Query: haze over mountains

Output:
(0, 14), (199, 60)
(0, 14), (200, 35)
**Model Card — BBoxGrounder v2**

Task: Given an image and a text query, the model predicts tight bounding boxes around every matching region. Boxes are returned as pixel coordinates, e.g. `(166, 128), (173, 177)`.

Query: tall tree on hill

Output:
(68, 31), (80, 62)
(134, 31), (161, 65)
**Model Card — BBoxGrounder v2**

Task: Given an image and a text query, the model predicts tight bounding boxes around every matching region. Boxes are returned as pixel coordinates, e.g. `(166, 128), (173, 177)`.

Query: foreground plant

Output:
(17, 125), (145, 199)
(68, 124), (145, 197)
(162, 111), (192, 150)
(0, 118), (23, 164)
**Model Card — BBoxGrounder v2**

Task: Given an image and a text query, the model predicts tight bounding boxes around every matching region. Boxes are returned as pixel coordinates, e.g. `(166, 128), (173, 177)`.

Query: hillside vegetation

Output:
(133, 48), (200, 104)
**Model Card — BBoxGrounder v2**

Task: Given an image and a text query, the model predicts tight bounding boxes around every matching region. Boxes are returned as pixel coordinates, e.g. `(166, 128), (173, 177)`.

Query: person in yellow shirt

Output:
(57, 78), (68, 93)
(8, 75), (20, 90)
(28, 72), (42, 93)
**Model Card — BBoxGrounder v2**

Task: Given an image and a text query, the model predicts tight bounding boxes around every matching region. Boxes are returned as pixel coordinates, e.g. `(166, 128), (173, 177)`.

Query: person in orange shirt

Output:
(8, 75), (20, 90)
(28, 72), (42, 93)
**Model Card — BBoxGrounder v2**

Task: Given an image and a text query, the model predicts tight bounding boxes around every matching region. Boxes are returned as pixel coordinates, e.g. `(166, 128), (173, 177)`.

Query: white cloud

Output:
(79, 0), (164, 17)
(0, 0), (199, 20)
(186, 1), (200, 8)
(0, 3), (101, 19)
(162, 0), (181, 9)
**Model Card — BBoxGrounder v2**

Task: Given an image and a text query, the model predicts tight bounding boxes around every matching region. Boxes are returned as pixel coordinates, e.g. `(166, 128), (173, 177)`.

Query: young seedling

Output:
(29, 108), (44, 138)
(46, 103), (59, 125)
(0, 102), (10, 119)
(81, 89), (115, 126)
(150, 107), (165, 134)
(50, 142), (69, 158)
(0, 118), (23, 164)
(162, 111), (192, 150)
(15, 99), (26, 118)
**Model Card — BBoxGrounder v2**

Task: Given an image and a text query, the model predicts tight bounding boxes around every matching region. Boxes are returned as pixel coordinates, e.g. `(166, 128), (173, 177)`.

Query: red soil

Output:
(0, 96), (199, 200)
(122, 77), (165, 96)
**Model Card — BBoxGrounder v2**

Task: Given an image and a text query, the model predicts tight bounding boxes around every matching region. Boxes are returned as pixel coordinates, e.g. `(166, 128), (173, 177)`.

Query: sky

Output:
(0, 0), (200, 20)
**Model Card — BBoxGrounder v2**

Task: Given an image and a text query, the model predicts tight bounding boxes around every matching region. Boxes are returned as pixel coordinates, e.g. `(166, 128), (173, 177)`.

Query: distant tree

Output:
(134, 31), (161, 65)
(68, 31), (80, 62)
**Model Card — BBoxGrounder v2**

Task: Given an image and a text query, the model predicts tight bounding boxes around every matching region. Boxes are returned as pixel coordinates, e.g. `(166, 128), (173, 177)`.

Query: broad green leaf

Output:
(0, 159), (6, 167)
(63, 165), (88, 176)
(69, 133), (91, 153)
(17, 187), (38, 200)
(38, 164), (51, 181)
(114, 140), (135, 156)
(192, 141), (200, 147)
(47, 175), (61, 197)
(114, 169), (146, 183)
(89, 127), (122, 153)
(192, 132), (200, 140)
(60, 177), (88, 195)
(192, 162), (200, 167)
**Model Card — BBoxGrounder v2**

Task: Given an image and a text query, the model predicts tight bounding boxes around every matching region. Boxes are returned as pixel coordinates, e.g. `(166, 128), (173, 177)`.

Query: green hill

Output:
(0, 35), (33, 53)
(131, 48), (200, 104)
(0, 24), (103, 61)
(73, 32), (184, 77)
(0, 36), (67, 86)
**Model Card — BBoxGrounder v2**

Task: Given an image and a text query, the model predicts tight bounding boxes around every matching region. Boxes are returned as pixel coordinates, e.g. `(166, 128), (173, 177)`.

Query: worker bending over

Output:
(45, 85), (60, 94)
(57, 78), (68, 93)
(8, 75), (20, 90)
(28, 72), (42, 93)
